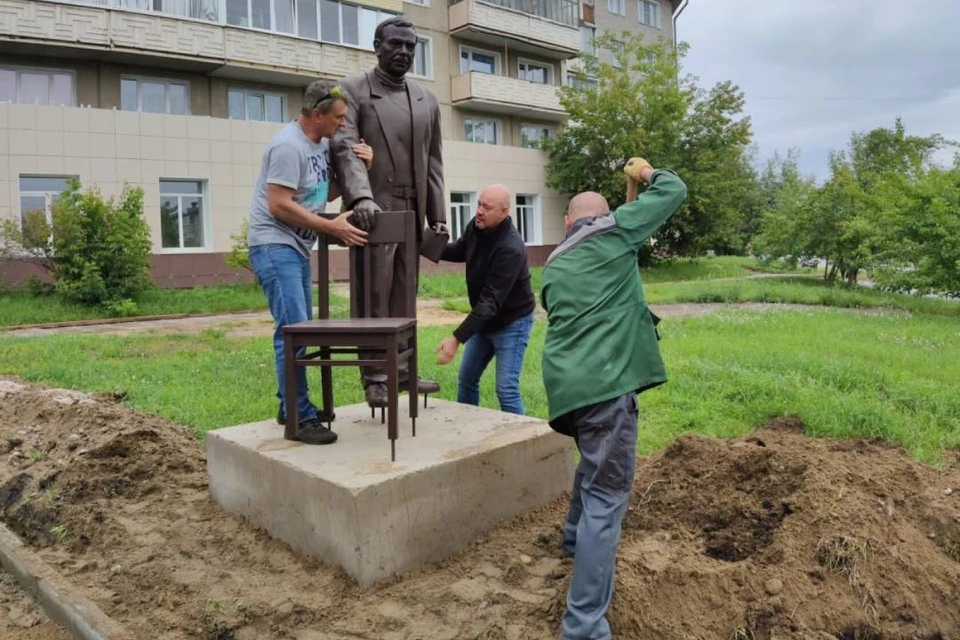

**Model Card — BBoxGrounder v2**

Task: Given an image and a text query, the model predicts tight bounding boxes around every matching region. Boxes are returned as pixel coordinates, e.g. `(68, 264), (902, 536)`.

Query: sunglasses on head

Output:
(310, 85), (343, 110)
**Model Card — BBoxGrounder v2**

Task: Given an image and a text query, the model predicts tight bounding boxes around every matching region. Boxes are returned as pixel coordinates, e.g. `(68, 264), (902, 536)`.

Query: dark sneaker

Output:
(295, 419), (338, 445)
(277, 404), (335, 425)
(365, 383), (389, 408)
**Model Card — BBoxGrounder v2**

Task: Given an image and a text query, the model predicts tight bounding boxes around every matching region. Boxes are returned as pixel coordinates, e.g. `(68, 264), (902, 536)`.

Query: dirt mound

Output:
(1, 377), (958, 640)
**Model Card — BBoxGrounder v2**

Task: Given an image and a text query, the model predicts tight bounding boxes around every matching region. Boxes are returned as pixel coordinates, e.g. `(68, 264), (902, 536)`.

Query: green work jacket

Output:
(540, 170), (688, 423)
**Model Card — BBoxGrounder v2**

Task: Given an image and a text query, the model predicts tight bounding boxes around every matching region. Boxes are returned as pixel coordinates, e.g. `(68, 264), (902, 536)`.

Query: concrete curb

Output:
(0, 522), (131, 640)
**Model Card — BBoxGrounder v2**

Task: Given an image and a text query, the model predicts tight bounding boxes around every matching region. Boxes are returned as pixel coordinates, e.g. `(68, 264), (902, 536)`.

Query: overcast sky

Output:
(676, 0), (960, 179)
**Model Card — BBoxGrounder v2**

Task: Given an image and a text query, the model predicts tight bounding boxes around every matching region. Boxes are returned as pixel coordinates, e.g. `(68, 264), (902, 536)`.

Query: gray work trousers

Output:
(554, 393), (639, 640)
(351, 194), (420, 386)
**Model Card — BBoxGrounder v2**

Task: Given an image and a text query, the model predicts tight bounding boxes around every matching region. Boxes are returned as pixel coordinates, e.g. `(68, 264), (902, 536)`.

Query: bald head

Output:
(476, 184), (512, 230)
(565, 192), (609, 232)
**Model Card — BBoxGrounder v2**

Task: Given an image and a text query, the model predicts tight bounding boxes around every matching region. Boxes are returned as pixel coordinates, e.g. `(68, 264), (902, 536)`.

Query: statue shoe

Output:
(417, 378), (440, 394)
(365, 382), (389, 408)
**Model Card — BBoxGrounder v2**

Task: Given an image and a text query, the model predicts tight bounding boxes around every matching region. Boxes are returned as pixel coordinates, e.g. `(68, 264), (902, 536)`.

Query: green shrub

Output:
(50, 179), (153, 307)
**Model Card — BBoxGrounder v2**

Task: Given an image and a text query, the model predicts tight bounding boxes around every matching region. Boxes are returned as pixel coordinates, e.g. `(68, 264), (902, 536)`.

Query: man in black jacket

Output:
(434, 184), (535, 415)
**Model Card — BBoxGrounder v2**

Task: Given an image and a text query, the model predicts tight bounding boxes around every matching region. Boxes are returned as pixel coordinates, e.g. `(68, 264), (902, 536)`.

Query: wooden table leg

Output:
(283, 334), (298, 441)
(387, 335), (399, 461)
(321, 346), (333, 427)
(408, 329), (418, 436)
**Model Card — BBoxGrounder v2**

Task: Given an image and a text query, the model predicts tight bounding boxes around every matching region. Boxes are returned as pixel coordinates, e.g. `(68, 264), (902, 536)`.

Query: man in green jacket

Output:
(541, 158), (687, 640)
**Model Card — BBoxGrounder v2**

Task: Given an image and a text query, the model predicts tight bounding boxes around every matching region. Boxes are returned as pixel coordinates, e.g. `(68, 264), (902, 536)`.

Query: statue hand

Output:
(351, 199), (381, 231)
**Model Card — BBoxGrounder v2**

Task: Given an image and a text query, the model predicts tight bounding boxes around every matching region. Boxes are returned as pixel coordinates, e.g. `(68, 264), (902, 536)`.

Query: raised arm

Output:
(614, 159), (687, 247)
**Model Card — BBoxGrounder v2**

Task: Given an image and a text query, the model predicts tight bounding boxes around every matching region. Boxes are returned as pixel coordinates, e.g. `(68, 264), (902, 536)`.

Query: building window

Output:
(449, 192), (475, 240)
(566, 72), (598, 91)
(460, 46), (500, 75)
(579, 25), (595, 56)
(18, 175), (74, 234)
(610, 40), (625, 69)
(411, 37), (433, 79)
(405, 0), (428, 4)
(464, 118), (498, 145)
(607, 0), (625, 16)
(224, 0), (395, 50)
(518, 59), (552, 85)
(639, 0), (659, 27)
(160, 180), (207, 250)
(121, 78), (189, 115)
(520, 124), (554, 149)
(0, 68), (74, 107)
(515, 194), (541, 244)
(229, 89), (286, 122)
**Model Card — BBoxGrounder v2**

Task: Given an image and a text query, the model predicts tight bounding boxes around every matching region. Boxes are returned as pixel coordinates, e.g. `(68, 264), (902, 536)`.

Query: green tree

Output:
(543, 33), (754, 259)
(871, 165), (960, 297)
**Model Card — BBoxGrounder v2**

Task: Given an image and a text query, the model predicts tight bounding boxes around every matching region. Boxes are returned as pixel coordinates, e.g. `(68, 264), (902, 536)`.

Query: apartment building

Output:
(0, 0), (680, 286)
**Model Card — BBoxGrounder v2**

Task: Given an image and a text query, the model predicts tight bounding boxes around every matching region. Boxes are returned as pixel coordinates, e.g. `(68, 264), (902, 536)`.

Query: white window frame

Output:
(17, 175), (76, 238)
(222, 0), (397, 51)
(228, 88), (287, 122)
(607, 0), (625, 16)
(517, 58), (553, 85)
(459, 45), (502, 76)
(448, 192), (475, 240)
(610, 40), (625, 69)
(638, 0), (660, 28)
(121, 76), (191, 115)
(463, 116), (500, 145)
(410, 35), (434, 80)
(566, 72), (598, 91)
(514, 194), (542, 245)
(404, 0), (429, 5)
(579, 25), (596, 56)
(0, 66), (76, 107)
(519, 123), (555, 149)
(159, 179), (211, 253)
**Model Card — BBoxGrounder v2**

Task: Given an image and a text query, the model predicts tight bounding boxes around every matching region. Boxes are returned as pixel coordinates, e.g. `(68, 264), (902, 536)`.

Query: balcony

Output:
(0, 0), (384, 83)
(448, 0), (580, 60)
(451, 72), (565, 121)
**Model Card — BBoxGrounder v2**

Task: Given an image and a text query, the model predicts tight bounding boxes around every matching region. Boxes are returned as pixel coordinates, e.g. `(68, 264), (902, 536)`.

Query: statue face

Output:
(374, 23), (417, 78)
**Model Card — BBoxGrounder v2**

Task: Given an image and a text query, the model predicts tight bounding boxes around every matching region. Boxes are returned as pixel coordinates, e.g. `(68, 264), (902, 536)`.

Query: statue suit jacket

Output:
(332, 70), (447, 239)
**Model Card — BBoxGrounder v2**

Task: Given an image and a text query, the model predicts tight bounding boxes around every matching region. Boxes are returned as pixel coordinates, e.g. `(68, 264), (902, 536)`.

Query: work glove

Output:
(624, 157), (653, 183)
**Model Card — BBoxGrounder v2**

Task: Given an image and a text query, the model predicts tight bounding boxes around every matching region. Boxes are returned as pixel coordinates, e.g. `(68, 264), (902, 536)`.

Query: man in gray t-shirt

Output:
(247, 80), (371, 445)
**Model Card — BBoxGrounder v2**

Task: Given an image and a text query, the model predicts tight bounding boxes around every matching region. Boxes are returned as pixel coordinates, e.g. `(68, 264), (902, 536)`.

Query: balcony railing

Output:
(448, 0), (578, 27)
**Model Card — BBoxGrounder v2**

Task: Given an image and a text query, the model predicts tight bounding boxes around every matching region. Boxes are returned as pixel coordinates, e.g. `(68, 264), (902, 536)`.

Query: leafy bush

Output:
(50, 180), (153, 307)
(224, 218), (254, 277)
(1, 179), (153, 309)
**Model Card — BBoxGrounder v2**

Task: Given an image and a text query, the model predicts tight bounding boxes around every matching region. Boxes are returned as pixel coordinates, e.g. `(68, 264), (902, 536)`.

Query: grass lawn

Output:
(0, 256), (799, 327)
(0, 285), (358, 328)
(418, 256), (808, 300)
(1, 308), (956, 463)
(441, 277), (960, 317)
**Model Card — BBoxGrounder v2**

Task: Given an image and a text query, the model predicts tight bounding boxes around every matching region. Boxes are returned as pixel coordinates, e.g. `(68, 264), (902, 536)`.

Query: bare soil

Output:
(1, 379), (958, 640)
(0, 570), (69, 640)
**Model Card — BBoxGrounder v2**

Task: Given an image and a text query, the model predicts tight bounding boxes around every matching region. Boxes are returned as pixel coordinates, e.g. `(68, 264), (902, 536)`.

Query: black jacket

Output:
(441, 217), (536, 343)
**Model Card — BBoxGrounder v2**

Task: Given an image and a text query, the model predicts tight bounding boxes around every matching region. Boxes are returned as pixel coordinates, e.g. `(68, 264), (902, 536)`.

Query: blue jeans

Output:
(555, 393), (638, 640)
(456, 312), (534, 415)
(249, 243), (318, 423)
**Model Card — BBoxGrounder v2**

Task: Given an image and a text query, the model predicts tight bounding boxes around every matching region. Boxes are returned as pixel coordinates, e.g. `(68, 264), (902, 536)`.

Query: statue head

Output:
(374, 17), (418, 79)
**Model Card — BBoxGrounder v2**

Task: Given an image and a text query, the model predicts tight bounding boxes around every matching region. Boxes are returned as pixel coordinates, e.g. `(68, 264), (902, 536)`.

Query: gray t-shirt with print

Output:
(248, 121), (332, 258)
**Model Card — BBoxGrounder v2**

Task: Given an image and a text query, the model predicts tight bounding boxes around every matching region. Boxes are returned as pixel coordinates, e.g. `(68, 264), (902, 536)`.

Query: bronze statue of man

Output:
(332, 16), (447, 409)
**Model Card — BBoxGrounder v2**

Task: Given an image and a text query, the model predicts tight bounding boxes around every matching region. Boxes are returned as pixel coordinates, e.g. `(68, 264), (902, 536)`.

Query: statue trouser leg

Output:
(353, 197), (420, 388)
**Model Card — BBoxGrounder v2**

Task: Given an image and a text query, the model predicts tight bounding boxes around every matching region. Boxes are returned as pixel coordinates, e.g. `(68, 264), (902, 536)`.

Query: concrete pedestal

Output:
(206, 400), (574, 587)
